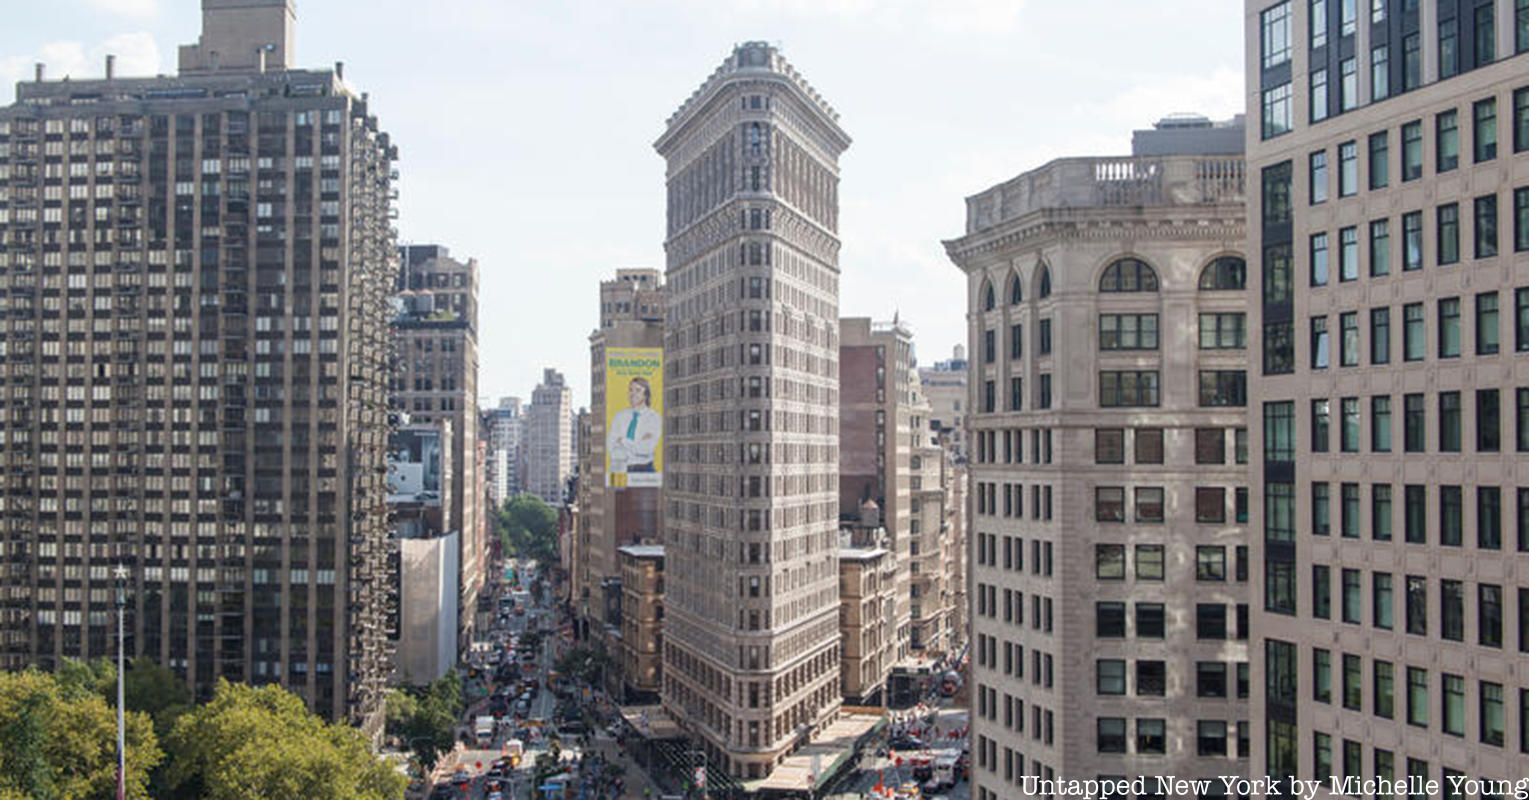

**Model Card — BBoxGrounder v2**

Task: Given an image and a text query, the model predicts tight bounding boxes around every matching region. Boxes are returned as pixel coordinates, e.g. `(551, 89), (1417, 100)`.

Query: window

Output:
(1339, 311), (1359, 366)
(1196, 428), (1227, 464)
(1310, 232), (1330, 285)
(983, 381), (995, 413)
(1370, 219), (1390, 276)
(1095, 602), (1126, 638)
(1439, 297), (1461, 356)
(1008, 274), (1023, 305)
(1477, 292), (1500, 354)
(1095, 428), (1125, 464)
(1038, 319), (1051, 355)
(1263, 1), (1293, 67)
(1403, 303), (1425, 360)
(1095, 487), (1125, 522)
(1482, 682), (1505, 746)
(1311, 69), (1331, 123)
(1338, 141), (1358, 194)
(1402, 210), (1423, 270)
(1375, 661), (1395, 718)
(1475, 98), (1498, 161)
(1135, 487), (1164, 522)
(1443, 674), (1466, 736)
(1038, 374), (1051, 409)
(1095, 544), (1125, 579)
(1009, 324), (1022, 359)
(1369, 131), (1389, 189)
(1097, 659), (1126, 695)
(1480, 583), (1503, 647)
(1312, 317), (1331, 369)
(1517, 189), (1529, 252)
(1340, 0), (1356, 33)
(1476, 195), (1499, 258)
(1199, 371), (1247, 407)
(1342, 568), (1362, 622)
(1443, 578), (1465, 637)
(1098, 313), (1158, 350)
(1372, 44), (1390, 100)
(1197, 662), (1228, 697)
(1314, 649), (1333, 702)
(1313, 481), (1332, 534)
(1200, 256), (1247, 290)
(1520, 0), (1529, 53)
(1096, 718), (1127, 753)
(1371, 307), (1390, 364)
(1265, 401), (1296, 461)
(1310, 151), (1329, 203)
(1374, 572), (1394, 628)
(1312, 0), (1329, 48)
(1402, 121), (1423, 181)
(1476, 3), (1497, 65)
(1137, 719), (1166, 754)
(1407, 667), (1429, 726)
(1372, 396), (1392, 451)
(1441, 17), (1460, 79)
(1264, 83), (1294, 138)
(1135, 545), (1164, 580)
(1340, 226), (1359, 280)
(1136, 428), (1164, 464)
(1197, 604), (1227, 639)
(1264, 161), (1295, 228)
(1143, 605), (1162, 642)
(1438, 203), (1461, 264)
(1341, 397), (1360, 451)
(1373, 484), (1393, 541)
(1099, 371), (1158, 407)
(1406, 575), (1428, 632)
(1314, 565), (1332, 618)
(1009, 377), (1023, 411)
(1266, 320), (1295, 375)
(1441, 391), (1463, 452)
(1517, 88), (1529, 152)
(1340, 57), (1358, 110)
(1197, 545), (1227, 578)
(1403, 33), (1421, 90)
(1099, 258), (1158, 292)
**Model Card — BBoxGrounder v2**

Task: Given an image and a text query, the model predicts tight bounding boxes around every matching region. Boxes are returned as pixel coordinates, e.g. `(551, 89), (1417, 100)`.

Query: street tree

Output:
(496, 493), (559, 566)
(0, 668), (162, 800)
(164, 680), (406, 800)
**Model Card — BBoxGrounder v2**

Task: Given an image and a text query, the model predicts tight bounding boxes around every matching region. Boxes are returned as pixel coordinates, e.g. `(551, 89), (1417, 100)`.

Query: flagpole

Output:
(114, 564), (127, 800)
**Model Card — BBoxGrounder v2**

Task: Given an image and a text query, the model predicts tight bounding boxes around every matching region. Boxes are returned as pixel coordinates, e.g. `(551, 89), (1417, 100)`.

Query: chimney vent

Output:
(105, 54), (116, 80)
(34, 63), (44, 82)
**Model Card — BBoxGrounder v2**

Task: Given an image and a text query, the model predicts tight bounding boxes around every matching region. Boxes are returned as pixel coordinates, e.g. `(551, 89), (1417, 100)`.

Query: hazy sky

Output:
(3, 0), (1244, 406)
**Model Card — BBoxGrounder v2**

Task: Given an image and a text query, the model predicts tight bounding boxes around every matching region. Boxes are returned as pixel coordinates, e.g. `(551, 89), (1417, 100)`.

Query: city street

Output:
(841, 700), (970, 799)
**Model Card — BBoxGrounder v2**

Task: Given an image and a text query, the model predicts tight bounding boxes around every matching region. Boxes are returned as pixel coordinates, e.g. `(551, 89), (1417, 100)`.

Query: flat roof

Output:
(746, 712), (883, 792)
(618, 544), (665, 558)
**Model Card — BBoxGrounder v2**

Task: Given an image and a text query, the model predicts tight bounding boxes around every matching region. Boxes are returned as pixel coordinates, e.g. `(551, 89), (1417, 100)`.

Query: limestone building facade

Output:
(655, 41), (850, 779)
(946, 131), (1250, 795)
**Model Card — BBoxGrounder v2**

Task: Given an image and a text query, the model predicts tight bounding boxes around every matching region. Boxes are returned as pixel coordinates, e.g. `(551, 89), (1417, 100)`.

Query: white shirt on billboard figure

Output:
(608, 376), (660, 486)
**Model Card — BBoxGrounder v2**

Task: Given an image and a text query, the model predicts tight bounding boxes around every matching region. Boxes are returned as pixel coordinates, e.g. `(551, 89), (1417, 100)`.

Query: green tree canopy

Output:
(0, 668), (162, 800)
(165, 680), (405, 800)
(383, 670), (463, 773)
(122, 657), (193, 741)
(496, 493), (559, 566)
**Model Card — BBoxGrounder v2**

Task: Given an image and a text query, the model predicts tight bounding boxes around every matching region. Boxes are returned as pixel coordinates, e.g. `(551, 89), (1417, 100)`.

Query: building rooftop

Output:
(617, 544), (665, 559)
(840, 547), (888, 561)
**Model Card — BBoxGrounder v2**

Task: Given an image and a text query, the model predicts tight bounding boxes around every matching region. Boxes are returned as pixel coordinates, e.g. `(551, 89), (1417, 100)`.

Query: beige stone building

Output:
(577, 270), (665, 685)
(946, 127), (1251, 795)
(656, 41), (850, 779)
(838, 546), (898, 706)
(0, 0), (397, 732)
(618, 544), (666, 701)
(838, 317), (914, 694)
(919, 346), (970, 461)
(392, 243), (482, 651)
(909, 371), (962, 656)
(1245, 0), (1529, 791)
(525, 368), (573, 506)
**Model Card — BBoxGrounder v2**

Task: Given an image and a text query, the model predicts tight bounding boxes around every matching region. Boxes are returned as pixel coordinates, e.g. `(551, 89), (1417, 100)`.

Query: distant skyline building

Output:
(656, 41), (851, 780)
(918, 346), (969, 461)
(0, 0), (397, 732)
(483, 396), (523, 508)
(390, 243), (482, 650)
(947, 119), (1249, 793)
(524, 368), (573, 505)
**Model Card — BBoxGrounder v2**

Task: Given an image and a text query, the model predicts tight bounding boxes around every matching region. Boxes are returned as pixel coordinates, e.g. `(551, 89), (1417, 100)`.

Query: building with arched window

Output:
(945, 118), (1249, 794)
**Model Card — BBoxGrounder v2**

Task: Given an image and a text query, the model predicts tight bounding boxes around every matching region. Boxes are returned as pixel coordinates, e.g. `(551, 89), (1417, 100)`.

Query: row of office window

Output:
(1094, 486), (1250, 525)
(1267, 389), (1529, 459)
(1307, 568), (1523, 648)
(1305, 192), (1529, 287)
(1308, 480), (1529, 551)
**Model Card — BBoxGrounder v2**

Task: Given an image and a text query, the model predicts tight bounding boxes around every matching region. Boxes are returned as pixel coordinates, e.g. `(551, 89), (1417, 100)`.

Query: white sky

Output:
(3, 0), (1245, 406)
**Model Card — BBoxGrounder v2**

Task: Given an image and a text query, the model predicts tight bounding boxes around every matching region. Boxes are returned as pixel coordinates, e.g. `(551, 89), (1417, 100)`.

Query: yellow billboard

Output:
(605, 347), (663, 488)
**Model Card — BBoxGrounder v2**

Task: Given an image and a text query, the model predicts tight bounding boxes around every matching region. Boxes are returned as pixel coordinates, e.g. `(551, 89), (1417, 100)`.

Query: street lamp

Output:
(113, 563), (128, 800)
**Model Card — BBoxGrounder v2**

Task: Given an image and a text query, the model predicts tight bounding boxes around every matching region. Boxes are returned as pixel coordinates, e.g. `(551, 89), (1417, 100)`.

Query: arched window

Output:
(1099, 258), (1158, 292)
(1198, 256), (1247, 291)
(1008, 273), (1023, 305)
(982, 281), (995, 311)
(1037, 265), (1052, 299)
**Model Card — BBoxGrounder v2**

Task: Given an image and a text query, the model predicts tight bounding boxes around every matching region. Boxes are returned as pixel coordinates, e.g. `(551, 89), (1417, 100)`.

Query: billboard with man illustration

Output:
(604, 347), (663, 488)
